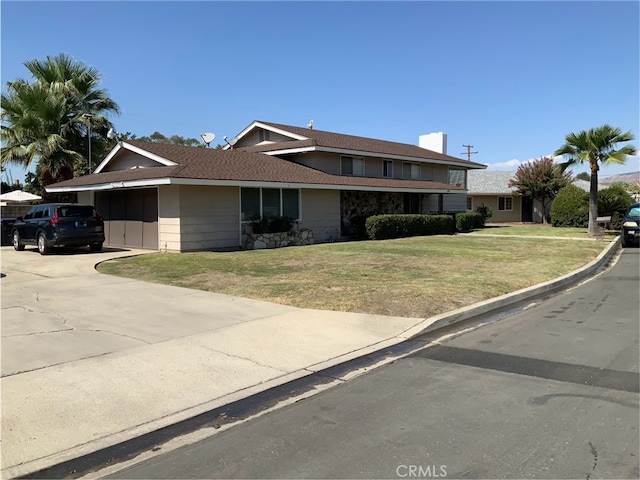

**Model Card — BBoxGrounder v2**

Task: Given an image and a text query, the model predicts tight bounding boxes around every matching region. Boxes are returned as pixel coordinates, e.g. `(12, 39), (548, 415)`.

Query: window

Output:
(241, 188), (260, 220)
(259, 129), (271, 142)
(467, 197), (473, 211)
(262, 189), (280, 218)
(341, 156), (364, 176)
(282, 189), (299, 219)
(448, 169), (466, 187)
(241, 188), (300, 220)
(402, 162), (420, 179)
(498, 196), (513, 211)
(404, 193), (421, 214)
(383, 160), (393, 178)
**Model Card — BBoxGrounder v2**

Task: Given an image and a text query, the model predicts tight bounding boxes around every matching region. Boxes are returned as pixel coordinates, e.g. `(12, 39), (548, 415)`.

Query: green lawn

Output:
(471, 224), (618, 238)
(98, 232), (609, 319)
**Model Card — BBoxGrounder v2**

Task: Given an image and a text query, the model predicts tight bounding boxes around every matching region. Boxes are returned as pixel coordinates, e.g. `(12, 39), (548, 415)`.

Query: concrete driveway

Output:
(1, 245), (423, 478)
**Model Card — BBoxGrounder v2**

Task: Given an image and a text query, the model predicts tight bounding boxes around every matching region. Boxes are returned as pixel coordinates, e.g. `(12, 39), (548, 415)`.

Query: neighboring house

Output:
(466, 170), (543, 223)
(46, 120), (486, 251)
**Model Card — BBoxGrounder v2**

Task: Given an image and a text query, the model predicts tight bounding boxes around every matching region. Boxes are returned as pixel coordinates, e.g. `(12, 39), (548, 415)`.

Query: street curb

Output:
(8, 237), (621, 479)
(401, 236), (621, 339)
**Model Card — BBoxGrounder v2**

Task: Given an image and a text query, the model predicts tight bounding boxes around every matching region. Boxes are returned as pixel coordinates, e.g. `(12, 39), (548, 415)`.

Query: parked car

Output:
(11, 203), (105, 255)
(621, 202), (640, 248)
(1, 218), (16, 246)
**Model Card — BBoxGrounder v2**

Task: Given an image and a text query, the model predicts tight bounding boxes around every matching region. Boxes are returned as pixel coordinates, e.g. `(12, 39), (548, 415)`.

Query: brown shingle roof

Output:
(47, 140), (464, 192)
(239, 121), (485, 168)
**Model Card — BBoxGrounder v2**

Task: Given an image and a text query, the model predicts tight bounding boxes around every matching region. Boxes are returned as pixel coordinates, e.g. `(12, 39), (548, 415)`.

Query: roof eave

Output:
(46, 176), (466, 194)
(261, 145), (486, 169)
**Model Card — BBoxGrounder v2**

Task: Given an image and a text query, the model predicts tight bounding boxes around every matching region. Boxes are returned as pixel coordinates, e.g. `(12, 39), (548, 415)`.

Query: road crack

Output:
(586, 441), (598, 480)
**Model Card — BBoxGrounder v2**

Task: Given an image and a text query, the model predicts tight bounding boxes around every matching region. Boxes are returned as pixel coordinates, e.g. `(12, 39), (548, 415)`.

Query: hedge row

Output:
(455, 212), (485, 233)
(364, 213), (484, 240)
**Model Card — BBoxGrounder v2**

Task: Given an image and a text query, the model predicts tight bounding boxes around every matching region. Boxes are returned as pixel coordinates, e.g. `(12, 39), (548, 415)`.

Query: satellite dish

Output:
(107, 128), (120, 141)
(200, 132), (216, 147)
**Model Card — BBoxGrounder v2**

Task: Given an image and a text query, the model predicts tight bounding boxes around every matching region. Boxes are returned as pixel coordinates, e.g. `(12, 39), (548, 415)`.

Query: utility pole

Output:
(461, 144), (478, 162)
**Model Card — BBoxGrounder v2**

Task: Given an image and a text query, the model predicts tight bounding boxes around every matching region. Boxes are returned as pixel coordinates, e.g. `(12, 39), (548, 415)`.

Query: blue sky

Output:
(2, 1), (639, 184)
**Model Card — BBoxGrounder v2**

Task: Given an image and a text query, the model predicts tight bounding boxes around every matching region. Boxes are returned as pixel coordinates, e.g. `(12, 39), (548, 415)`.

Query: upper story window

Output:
(402, 162), (420, 180)
(448, 168), (466, 187)
(259, 129), (271, 142)
(341, 156), (364, 176)
(383, 160), (393, 178)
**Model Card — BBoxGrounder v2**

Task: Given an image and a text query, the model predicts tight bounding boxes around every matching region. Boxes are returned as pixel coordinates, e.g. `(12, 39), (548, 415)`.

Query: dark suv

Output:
(11, 203), (105, 255)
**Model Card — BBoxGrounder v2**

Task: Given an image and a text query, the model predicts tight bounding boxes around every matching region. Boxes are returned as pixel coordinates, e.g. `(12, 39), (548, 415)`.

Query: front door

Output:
(522, 196), (533, 222)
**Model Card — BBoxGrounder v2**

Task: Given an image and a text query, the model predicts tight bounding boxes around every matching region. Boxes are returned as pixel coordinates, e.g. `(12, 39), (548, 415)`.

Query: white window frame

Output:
(341, 156), (365, 176)
(498, 196), (513, 211)
(402, 162), (421, 180)
(383, 160), (393, 178)
(259, 129), (271, 142)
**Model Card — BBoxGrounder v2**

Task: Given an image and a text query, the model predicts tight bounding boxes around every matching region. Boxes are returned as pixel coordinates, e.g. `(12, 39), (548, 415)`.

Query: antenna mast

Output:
(461, 144), (478, 162)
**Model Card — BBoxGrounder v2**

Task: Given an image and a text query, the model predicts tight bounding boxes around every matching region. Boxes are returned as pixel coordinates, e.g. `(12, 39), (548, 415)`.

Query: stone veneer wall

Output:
(242, 225), (314, 250)
(340, 191), (406, 220)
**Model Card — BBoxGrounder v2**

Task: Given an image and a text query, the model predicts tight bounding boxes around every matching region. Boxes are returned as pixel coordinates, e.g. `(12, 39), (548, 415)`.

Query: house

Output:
(45, 120), (486, 251)
(466, 170), (543, 223)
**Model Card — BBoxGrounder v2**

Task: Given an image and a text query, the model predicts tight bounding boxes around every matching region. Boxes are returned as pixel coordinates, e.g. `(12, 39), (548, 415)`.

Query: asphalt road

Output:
(107, 248), (639, 479)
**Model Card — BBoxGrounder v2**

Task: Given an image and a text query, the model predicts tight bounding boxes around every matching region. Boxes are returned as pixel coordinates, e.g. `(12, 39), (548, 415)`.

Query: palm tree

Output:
(554, 125), (637, 235)
(1, 53), (120, 193)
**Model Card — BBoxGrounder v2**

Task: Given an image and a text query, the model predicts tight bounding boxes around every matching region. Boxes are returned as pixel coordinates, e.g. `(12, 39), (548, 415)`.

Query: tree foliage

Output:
(575, 172), (591, 181)
(1, 53), (120, 198)
(550, 184), (589, 228)
(554, 125), (637, 235)
(508, 156), (572, 224)
(118, 131), (205, 147)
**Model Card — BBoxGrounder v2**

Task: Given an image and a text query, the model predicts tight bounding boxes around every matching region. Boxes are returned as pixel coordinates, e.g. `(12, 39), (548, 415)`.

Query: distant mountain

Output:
(600, 171), (640, 185)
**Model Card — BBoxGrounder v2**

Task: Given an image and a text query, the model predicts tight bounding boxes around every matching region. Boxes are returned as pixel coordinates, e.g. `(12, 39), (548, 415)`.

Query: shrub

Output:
(456, 212), (484, 232)
(475, 203), (493, 225)
(550, 184), (589, 227)
(250, 216), (295, 234)
(365, 214), (454, 240)
(598, 183), (634, 230)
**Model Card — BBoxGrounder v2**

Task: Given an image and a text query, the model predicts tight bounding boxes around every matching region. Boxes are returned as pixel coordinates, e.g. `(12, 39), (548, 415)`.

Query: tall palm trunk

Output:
(588, 164), (599, 235)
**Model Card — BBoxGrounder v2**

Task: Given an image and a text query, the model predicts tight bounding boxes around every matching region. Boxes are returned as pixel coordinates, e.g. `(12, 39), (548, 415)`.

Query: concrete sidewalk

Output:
(0, 239), (620, 479)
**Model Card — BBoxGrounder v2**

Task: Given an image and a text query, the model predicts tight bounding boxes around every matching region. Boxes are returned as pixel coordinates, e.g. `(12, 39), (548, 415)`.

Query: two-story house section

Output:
(229, 121), (486, 236)
(46, 120), (486, 251)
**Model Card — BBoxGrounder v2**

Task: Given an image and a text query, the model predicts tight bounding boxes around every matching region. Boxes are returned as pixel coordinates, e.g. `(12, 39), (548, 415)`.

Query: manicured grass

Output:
(470, 224), (618, 238)
(98, 234), (608, 319)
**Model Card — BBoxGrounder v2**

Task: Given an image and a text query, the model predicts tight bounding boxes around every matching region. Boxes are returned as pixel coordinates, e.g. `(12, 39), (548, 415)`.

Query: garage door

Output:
(95, 189), (158, 249)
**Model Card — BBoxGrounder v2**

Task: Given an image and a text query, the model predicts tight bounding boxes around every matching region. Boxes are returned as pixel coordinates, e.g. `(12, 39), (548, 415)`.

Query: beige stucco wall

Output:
(177, 185), (240, 251)
(469, 195), (522, 222)
(158, 185), (181, 251)
(289, 152), (341, 175)
(300, 189), (341, 242)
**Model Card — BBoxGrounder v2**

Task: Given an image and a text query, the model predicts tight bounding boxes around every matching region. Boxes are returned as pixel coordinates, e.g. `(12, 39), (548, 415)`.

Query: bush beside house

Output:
(550, 184), (589, 227)
(597, 183), (634, 230)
